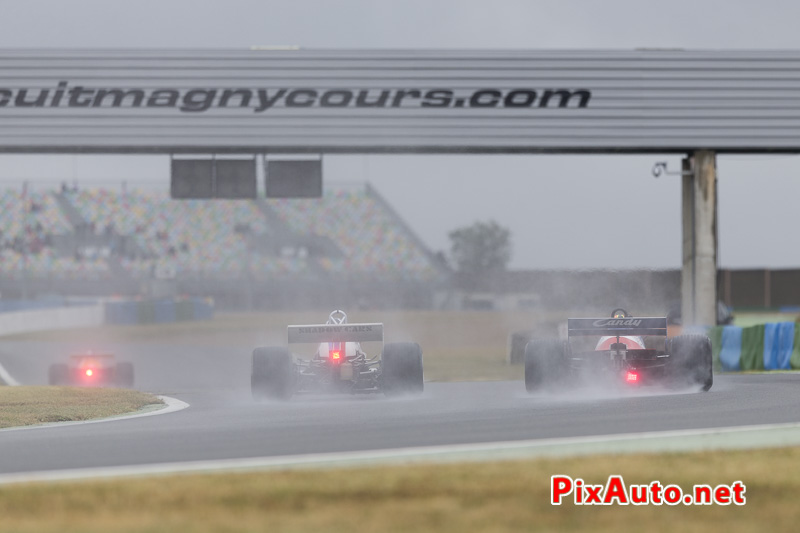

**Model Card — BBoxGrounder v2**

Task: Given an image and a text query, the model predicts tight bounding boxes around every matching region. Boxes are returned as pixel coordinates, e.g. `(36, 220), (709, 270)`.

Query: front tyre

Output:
(668, 334), (713, 392)
(524, 339), (567, 392)
(251, 347), (296, 400)
(381, 342), (424, 396)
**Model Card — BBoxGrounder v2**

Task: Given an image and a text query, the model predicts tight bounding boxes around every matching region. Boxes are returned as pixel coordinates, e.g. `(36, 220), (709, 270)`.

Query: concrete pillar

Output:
(681, 150), (718, 327)
(680, 157), (694, 325)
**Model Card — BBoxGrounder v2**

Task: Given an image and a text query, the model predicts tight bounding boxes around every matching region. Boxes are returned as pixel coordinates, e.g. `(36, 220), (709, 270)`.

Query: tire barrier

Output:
(764, 323), (794, 370)
(709, 322), (800, 371)
(719, 326), (743, 371)
(793, 327), (800, 369)
(105, 298), (213, 325)
(740, 325), (766, 371)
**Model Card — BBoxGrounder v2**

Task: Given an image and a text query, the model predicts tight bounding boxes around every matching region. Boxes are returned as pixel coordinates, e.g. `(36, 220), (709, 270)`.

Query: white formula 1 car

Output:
(251, 310), (424, 399)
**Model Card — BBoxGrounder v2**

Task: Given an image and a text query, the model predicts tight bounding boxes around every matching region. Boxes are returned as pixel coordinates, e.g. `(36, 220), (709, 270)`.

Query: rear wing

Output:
(69, 353), (114, 360)
(567, 317), (667, 337)
(287, 323), (384, 344)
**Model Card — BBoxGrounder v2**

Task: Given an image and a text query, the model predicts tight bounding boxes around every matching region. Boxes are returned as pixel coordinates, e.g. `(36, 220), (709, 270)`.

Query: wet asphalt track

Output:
(2, 341), (800, 475)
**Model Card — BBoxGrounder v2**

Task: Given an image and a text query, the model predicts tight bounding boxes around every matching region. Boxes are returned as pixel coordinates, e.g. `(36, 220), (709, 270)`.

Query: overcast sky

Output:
(0, 0), (798, 270)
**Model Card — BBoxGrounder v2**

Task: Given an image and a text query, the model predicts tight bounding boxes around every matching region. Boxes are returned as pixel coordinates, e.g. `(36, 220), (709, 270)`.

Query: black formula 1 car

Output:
(251, 310), (424, 400)
(48, 353), (135, 388)
(524, 308), (712, 392)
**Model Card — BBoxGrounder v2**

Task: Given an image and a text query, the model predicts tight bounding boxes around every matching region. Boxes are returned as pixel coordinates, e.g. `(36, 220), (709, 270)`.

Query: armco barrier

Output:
(0, 299), (213, 337)
(0, 305), (104, 336)
(709, 322), (800, 371)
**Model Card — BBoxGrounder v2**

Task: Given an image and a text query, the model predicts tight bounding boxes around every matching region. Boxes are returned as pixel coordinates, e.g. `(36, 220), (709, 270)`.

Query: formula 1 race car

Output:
(524, 308), (712, 392)
(251, 310), (424, 400)
(48, 353), (135, 388)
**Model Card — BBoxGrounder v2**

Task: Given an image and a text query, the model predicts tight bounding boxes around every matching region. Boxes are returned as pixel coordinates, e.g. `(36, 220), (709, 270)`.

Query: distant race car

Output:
(251, 310), (424, 399)
(524, 308), (712, 392)
(48, 353), (135, 388)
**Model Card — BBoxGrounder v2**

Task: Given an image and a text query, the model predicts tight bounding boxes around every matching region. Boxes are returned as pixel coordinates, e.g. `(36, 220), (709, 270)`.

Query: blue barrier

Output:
(779, 322), (795, 370)
(153, 300), (176, 323)
(105, 298), (212, 325)
(763, 322), (794, 370)
(764, 323), (780, 370)
(105, 301), (139, 325)
(192, 298), (214, 320)
(719, 326), (743, 371)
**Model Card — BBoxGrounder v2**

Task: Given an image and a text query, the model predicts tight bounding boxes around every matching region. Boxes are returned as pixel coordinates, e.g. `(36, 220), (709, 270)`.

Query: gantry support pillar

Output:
(681, 150), (718, 327)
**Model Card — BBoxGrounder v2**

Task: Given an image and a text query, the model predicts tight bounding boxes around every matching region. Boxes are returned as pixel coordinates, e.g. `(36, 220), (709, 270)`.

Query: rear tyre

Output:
(508, 330), (536, 365)
(115, 362), (135, 388)
(524, 339), (567, 392)
(251, 347), (296, 400)
(48, 363), (69, 386)
(381, 342), (424, 396)
(668, 334), (713, 391)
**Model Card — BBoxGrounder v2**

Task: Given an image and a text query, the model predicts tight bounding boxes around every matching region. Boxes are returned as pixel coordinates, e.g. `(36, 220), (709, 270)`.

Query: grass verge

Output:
(0, 446), (796, 532)
(733, 312), (800, 328)
(0, 387), (163, 428)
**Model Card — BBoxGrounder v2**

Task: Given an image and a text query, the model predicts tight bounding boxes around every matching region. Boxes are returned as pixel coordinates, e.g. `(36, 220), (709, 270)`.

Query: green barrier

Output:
(740, 324), (766, 371)
(176, 299), (195, 321)
(708, 325), (724, 372)
(791, 324), (800, 370)
(137, 301), (156, 325)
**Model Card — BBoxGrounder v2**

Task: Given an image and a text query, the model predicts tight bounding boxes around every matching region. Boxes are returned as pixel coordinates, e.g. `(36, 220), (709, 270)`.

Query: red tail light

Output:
(85, 369), (94, 377)
(625, 371), (639, 383)
(328, 342), (344, 364)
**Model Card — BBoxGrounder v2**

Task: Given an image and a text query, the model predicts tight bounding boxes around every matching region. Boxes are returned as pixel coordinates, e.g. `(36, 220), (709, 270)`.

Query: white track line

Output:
(2, 420), (800, 485)
(0, 395), (189, 433)
(0, 360), (20, 386)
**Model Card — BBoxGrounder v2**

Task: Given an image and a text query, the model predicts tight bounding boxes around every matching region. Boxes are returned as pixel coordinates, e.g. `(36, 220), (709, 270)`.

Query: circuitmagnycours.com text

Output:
(551, 475), (746, 506)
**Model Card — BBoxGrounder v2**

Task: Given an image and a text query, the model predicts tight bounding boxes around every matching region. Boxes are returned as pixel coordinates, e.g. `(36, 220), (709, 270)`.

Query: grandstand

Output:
(0, 184), (446, 308)
(0, 189), (110, 281)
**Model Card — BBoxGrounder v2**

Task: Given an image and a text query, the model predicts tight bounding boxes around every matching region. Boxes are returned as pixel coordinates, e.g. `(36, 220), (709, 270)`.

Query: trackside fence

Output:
(708, 322), (800, 371)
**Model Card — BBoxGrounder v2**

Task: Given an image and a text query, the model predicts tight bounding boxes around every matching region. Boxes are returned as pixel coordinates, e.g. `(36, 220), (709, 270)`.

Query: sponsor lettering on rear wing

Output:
(567, 317), (668, 337)
(287, 323), (384, 344)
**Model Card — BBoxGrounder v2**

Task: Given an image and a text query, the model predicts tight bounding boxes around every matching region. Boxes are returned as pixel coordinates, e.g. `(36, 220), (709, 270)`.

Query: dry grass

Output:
(733, 312), (800, 327)
(422, 345), (522, 381)
(2, 311), (563, 381)
(0, 387), (163, 428)
(0, 446), (797, 532)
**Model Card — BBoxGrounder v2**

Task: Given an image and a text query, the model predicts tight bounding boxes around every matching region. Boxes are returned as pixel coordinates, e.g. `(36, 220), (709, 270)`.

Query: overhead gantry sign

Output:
(3, 48), (798, 325)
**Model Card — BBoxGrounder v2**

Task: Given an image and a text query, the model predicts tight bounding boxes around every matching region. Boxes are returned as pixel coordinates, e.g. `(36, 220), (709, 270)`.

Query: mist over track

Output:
(1, 340), (800, 476)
